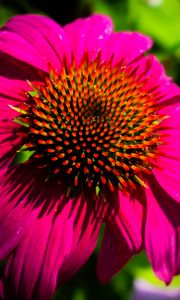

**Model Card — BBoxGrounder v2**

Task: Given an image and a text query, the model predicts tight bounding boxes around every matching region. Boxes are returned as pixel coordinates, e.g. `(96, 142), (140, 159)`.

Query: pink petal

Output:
(0, 30), (48, 73)
(113, 190), (144, 251)
(0, 167), (38, 260)
(0, 14), (67, 72)
(38, 197), (100, 298)
(0, 117), (23, 172)
(133, 54), (180, 102)
(97, 191), (144, 282)
(97, 225), (133, 283)
(152, 103), (180, 203)
(0, 279), (4, 300)
(160, 103), (180, 130)
(145, 176), (180, 284)
(64, 14), (113, 65)
(102, 32), (152, 66)
(153, 157), (180, 203)
(0, 163), (57, 262)
(0, 52), (44, 103)
(157, 128), (180, 159)
(4, 210), (54, 300)
(0, 128), (19, 160)
(176, 227), (180, 276)
(0, 201), (33, 258)
(3, 196), (100, 300)
(0, 202), (37, 261)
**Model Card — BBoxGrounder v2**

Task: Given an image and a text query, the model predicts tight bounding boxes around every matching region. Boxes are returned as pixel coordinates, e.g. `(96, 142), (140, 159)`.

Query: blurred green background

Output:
(0, 0), (180, 299)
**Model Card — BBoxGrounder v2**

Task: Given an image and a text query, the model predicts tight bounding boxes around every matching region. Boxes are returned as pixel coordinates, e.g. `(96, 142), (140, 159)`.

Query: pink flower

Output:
(0, 13), (179, 300)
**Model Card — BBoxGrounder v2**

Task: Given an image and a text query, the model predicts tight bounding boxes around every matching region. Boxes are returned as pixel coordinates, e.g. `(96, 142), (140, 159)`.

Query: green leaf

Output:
(11, 145), (35, 165)
(0, 5), (17, 27)
(92, 0), (129, 31)
(128, 0), (180, 50)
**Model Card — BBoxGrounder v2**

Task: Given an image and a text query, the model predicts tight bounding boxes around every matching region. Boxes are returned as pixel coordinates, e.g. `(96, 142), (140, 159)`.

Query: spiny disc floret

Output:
(15, 53), (165, 195)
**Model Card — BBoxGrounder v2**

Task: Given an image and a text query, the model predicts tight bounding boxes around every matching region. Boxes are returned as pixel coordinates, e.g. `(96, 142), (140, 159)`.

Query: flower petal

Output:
(0, 166), (38, 261)
(3, 210), (54, 300)
(145, 176), (180, 284)
(134, 54), (180, 102)
(161, 102), (180, 130)
(158, 103), (180, 159)
(152, 102), (180, 203)
(38, 197), (100, 298)
(97, 190), (144, 282)
(0, 14), (67, 72)
(64, 14), (113, 64)
(3, 196), (100, 300)
(102, 32), (152, 65)
(0, 52), (44, 104)
(113, 191), (144, 251)
(153, 157), (180, 203)
(97, 225), (133, 283)
(0, 202), (36, 261)
(0, 164), (59, 264)
(0, 279), (4, 300)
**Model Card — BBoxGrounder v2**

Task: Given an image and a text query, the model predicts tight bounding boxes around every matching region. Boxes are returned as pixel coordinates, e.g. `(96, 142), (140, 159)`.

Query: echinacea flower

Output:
(0, 13), (180, 300)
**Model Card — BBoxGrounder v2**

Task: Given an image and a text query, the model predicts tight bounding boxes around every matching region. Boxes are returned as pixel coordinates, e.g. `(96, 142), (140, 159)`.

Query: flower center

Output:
(13, 53), (166, 196)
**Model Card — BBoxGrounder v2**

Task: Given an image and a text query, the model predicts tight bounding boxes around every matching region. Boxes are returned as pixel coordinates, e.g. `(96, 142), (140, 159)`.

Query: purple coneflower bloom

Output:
(0, 13), (179, 300)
